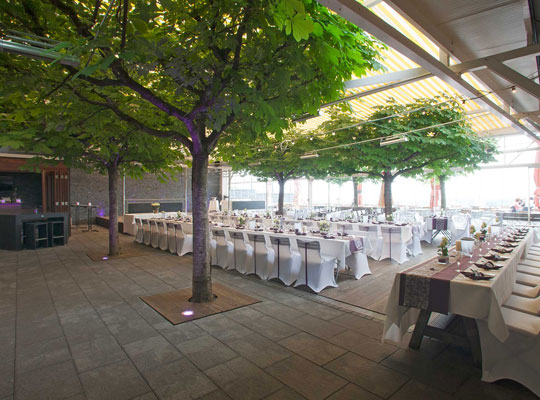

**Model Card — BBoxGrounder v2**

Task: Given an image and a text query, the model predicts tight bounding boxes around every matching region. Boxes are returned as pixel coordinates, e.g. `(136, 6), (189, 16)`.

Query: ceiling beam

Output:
(344, 67), (430, 89)
(317, 0), (540, 142)
(448, 43), (540, 74)
(484, 59), (540, 99)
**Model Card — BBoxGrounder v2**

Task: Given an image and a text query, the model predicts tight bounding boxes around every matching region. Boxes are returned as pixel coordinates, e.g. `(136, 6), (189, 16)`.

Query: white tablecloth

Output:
(383, 231), (533, 344)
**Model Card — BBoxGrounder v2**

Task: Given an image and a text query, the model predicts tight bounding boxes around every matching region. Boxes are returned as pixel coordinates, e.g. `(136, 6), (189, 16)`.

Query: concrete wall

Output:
(70, 168), (222, 220)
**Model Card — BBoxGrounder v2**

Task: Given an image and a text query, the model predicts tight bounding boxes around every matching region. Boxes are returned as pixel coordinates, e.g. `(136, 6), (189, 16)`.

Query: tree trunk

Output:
(383, 175), (393, 218)
(190, 152), (214, 303)
(439, 175), (447, 210)
(277, 178), (285, 215)
(352, 178), (358, 208)
(107, 164), (121, 256)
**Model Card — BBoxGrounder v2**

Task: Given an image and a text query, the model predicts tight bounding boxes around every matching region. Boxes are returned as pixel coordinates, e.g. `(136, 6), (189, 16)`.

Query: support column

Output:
(308, 178), (313, 209)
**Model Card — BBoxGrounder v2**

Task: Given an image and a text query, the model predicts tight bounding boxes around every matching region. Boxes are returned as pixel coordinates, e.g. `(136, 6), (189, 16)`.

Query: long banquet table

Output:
(383, 229), (532, 365)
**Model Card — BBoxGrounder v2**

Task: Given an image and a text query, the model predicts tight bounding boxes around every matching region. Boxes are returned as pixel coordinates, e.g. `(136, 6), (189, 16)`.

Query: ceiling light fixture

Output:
(380, 136), (408, 146)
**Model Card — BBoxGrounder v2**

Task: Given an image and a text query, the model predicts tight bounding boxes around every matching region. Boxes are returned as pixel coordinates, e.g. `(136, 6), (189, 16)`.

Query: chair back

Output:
(297, 240), (322, 264)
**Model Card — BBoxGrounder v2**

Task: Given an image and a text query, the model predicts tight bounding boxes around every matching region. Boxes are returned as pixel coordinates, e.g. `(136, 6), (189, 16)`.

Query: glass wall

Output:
(225, 134), (539, 210)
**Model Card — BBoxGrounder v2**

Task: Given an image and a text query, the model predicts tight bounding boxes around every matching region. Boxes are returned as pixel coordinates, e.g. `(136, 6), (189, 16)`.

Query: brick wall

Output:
(70, 168), (222, 220)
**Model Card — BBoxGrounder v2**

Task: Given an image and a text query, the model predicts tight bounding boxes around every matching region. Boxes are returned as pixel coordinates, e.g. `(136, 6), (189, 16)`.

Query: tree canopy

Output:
(302, 97), (498, 215)
(0, 0), (385, 302)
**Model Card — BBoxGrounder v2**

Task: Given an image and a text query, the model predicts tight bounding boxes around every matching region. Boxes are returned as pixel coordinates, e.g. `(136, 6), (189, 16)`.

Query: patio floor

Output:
(0, 228), (536, 400)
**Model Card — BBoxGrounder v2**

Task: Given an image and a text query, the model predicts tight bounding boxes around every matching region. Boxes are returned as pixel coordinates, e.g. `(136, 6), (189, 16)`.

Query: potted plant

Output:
(151, 202), (160, 214)
(438, 236), (450, 264)
(469, 225), (476, 236)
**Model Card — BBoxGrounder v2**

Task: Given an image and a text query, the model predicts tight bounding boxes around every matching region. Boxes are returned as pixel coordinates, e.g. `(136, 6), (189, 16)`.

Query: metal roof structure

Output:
(303, 0), (540, 141)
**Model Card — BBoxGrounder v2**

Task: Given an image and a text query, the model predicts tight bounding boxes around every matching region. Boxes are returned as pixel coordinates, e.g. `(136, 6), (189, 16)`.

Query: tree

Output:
(220, 131), (331, 214)
(312, 98), (497, 217)
(0, 79), (183, 256)
(0, 0), (383, 302)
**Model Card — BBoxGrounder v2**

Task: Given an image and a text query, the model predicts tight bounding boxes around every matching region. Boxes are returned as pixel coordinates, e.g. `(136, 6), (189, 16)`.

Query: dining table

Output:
(383, 228), (532, 367)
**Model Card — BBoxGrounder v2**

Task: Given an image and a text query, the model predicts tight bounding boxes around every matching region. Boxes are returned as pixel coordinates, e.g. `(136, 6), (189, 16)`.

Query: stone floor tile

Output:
(286, 315), (346, 339)
(127, 393), (158, 400)
(224, 332), (292, 368)
(70, 335), (126, 373)
(16, 315), (64, 346)
(104, 316), (158, 346)
(389, 380), (454, 400)
(154, 321), (206, 345)
(329, 314), (384, 340)
(241, 316), (299, 341)
(15, 336), (71, 374)
(380, 347), (473, 394)
(194, 315), (253, 342)
(266, 355), (347, 400)
(0, 362), (13, 398)
(325, 352), (408, 399)
(224, 307), (266, 324)
(205, 357), (283, 400)
(197, 389), (232, 400)
(326, 383), (381, 400)
(278, 332), (346, 365)
(282, 297), (344, 320)
(455, 376), (538, 400)
(176, 334), (237, 370)
(263, 387), (306, 399)
(79, 359), (149, 400)
(61, 312), (112, 346)
(123, 335), (182, 372)
(143, 358), (217, 400)
(15, 360), (82, 400)
(251, 302), (306, 324)
(328, 330), (398, 363)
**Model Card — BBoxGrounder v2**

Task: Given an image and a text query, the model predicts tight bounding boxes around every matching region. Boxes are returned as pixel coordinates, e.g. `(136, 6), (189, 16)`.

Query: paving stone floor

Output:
(0, 228), (537, 400)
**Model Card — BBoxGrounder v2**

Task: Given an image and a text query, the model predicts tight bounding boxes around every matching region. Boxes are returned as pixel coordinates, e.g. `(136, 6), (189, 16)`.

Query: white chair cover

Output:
(166, 222), (177, 254)
(295, 240), (338, 293)
(213, 229), (234, 269)
(266, 235), (301, 286)
(345, 237), (371, 280)
(209, 230), (217, 266)
(230, 231), (254, 274)
(135, 218), (144, 243)
(158, 220), (168, 251)
(407, 224), (423, 257)
(143, 219), (152, 246)
(175, 223), (193, 256)
(477, 308), (540, 397)
(357, 226), (382, 260)
(247, 233), (274, 279)
(379, 227), (408, 264)
(149, 219), (160, 248)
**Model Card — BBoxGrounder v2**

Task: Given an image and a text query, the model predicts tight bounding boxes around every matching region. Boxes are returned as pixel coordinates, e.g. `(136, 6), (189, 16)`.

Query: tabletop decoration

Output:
(151, 202), (160, 213)
(318, 220), (330, 233)
(470, 224), (476, 235)
(438, 236), (450, 264)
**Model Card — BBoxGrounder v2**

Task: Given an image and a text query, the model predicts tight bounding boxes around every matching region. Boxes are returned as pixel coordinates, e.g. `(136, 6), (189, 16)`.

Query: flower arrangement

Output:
(177, 211), (182, 218)
(151, 202), (160, 213)
(469, 225), (476, 235)
(318, 220), (330, 233)
(238, 216), (246, 227)
(438, 236), (450, 257)
(265, 211), (271, 219)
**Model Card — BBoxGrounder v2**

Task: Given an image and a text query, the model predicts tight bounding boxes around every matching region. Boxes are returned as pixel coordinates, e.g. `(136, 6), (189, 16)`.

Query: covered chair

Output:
(213, 229), (234, 269)
(150, 219), (160, 248)
(247, 233), (274, 279)
(379, 227), (408, 264)
(476, 307), (540, 397)
(134, 218), (144, 244)
(407, 224), (423, 257)
(166, 222), (177, 254)
(209, 230), (217, 266)
(143, 219), (152, 246)
(357, 225), (382, 260)
(175, 222), (193, 256)
(158, 220), (168, 251)
(295, 240), (338, 293)
(345, 237), (371, 279)
(230, 231), (254, 274)
(267, 236), (301, 286)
